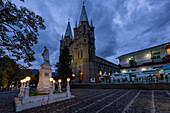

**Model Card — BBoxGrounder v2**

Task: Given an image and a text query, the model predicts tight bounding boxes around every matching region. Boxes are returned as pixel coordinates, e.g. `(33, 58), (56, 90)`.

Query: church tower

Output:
(60, 20), (73, 55)
(73, 4), (96, 83)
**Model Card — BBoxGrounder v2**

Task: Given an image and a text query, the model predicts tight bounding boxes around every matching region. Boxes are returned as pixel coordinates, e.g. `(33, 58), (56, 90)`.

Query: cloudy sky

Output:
(14, 0), (170, 70)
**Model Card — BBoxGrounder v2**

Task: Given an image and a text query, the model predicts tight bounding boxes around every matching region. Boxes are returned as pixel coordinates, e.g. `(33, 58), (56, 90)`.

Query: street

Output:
(0, 89), (170, 113)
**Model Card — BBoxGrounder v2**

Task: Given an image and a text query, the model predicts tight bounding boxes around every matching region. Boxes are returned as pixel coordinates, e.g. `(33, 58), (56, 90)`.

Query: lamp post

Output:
(26, 76), (31, 87)
(18, 80), (24, 99)
(22, 77), (31, 104)
(53, 80), (56, 91)
(58, 79), (62, 92)
(66, 78), (71, 97)
(21, 79), (26, 98)
(24, 77), (30, 99)
(49, 78), (53, 95)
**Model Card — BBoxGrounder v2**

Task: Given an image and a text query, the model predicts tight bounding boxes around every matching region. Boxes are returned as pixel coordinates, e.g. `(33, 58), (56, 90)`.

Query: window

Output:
(81, 51), (83, 58)
(84, 39), (86, 42)
(99, 71), (102, 75)
(167, 47), (170, 55)
(78, 52), (79, 59)
(128, 57), (136, 66)
(90, 50), (93, 58)
(152, 52), (161, 62)
(84, 25), (86, 33)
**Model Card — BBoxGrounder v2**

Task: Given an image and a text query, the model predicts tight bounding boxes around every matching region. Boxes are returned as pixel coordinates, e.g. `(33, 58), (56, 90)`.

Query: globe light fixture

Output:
(122, 70), (126, 73)
(67, 78), (70, 82)
(141, 68), (146, 71)
(26, 76), (31, 81)
(49, 78), (53, 82)
(72, 74), (75, 77)
(53, 80), (56, 83)
(58, 79), (61, 83)
(23, 79), (26, 83)
(20, 80), (24, 83)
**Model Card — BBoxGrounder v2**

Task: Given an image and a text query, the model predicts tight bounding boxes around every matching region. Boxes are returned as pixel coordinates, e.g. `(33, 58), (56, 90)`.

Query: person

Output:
(165, 75), (169, 83)
(131, 76), (135, 83)
(42, 46), (50, 64)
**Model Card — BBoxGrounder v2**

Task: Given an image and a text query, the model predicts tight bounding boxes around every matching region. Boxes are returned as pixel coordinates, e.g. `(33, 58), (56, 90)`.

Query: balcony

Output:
(120, 58), (170, 69)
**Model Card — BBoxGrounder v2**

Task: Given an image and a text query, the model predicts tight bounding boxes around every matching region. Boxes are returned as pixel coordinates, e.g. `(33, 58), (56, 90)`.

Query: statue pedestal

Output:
(37, 64), (53, 94)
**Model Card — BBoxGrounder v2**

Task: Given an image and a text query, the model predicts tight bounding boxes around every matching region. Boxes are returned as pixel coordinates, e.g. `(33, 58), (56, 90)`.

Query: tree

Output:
(0, 0), (46, 66)
(0, 56), (35, 89)
(55, 46), (72, 81)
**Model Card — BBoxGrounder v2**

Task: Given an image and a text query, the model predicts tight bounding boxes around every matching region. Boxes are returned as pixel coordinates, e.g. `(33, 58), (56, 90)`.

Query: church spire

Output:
(65, 19), (73, 38)
(61, 34), (63, 40)
(91, 19), (93, 27)
(79, 3), (89, 26)
(75, 20), (77, 28)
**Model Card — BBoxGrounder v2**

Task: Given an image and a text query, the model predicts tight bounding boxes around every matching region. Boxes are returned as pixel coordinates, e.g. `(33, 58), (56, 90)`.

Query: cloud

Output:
(13, 0), (170, 68)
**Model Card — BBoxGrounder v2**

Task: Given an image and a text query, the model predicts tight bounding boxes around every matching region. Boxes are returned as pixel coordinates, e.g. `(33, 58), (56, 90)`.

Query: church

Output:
(60, 4), (119, 83)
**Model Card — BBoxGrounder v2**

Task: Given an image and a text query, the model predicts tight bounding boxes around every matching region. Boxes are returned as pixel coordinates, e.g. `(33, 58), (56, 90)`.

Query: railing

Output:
(120, 58), (169, 68)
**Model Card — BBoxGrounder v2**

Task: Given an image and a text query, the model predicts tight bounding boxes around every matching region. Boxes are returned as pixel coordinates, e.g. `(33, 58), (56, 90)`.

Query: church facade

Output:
(60, 5), (119, 83)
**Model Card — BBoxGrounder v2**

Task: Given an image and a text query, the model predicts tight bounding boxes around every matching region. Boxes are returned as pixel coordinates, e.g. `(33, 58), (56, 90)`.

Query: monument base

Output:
(14, 93), (75, 112)
(37, 63), (53, 94)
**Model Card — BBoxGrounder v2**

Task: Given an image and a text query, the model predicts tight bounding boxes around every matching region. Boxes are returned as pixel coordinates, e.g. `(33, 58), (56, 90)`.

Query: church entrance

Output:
(80, 72), (83, 83)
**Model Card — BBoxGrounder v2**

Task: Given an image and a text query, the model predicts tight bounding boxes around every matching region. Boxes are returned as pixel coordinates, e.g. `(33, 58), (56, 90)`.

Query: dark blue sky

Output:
(15, 0), (170, 70)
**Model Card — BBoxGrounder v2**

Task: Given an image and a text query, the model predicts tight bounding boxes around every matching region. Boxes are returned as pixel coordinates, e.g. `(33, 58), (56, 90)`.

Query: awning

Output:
(158, 64), (170, 70)
(125, 70), (140, 75)
(142, 67), (158, 74)
(100, 73), (110, 77)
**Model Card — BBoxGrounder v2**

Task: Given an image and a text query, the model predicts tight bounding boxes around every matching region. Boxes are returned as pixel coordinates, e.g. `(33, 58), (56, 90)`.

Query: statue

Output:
(37, 46), (52, 93)
(42, 46), (50, 64)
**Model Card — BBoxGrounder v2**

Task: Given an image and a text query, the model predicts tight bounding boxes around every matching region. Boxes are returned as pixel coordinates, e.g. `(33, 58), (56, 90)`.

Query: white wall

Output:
(119, 46), (166, 66)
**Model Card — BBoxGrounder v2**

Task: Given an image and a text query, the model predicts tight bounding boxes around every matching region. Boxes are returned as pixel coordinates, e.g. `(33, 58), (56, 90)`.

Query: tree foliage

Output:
(55, 46), (72, 81)
(0, 56), (35, 89)
(0, 0), (46, 66)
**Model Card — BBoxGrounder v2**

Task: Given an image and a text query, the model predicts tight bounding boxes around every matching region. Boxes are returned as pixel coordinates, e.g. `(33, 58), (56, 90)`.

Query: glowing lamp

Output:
(58, 79), (61, 83)
(99, 71), (102, 75)
(23, 79), (26, 83)
(141, 68), (146, 71)
(72, 74), (75, 77)
(122, 70), (126, 73)
(26, 76), (31, 81)
(49, 78), (53, 82)
(20, 80), (24, 83)
(53, 80), (56, 83)
(67, 78), (70, 82)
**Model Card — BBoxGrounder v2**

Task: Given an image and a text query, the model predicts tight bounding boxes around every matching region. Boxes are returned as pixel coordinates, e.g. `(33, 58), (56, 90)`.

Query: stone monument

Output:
(37, 46), (53, 93)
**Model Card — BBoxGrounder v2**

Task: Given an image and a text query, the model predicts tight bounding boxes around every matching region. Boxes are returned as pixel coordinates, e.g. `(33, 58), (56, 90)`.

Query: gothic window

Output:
(78, 52), (79, 59)
(91, 50), (93, 58)
(84, 25), (86, 33)
(81, 50), (83, 58)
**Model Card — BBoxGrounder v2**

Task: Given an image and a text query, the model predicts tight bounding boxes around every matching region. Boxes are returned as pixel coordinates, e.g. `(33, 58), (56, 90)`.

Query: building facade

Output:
(60, 5), (119, 83)
(118, 42), (170, 80)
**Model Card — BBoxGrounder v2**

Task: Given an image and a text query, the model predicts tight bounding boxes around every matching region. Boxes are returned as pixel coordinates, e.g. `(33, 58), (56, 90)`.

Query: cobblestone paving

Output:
(0, 89), (170, 113)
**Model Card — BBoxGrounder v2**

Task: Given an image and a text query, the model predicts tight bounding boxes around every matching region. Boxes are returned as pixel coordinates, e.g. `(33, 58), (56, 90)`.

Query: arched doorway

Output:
(79, 72), (83, 83)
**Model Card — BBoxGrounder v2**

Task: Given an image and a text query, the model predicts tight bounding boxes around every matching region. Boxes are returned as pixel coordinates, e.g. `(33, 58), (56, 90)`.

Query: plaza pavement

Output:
(0, 89), (169, 113)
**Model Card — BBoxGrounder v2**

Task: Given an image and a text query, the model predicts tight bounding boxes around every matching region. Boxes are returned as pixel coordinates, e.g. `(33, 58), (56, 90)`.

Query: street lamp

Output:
(25, 76), (31, 87)
(23, 79), (26, 87)
(58, 79), (62, 92)
(49, 78), (53, 86)
(19, 80), (24, 99)
(67, 78), (70, 82)
(53, 80), (56, 91)
(72, 74), (75, 77)
(66, 78), (71, 97)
